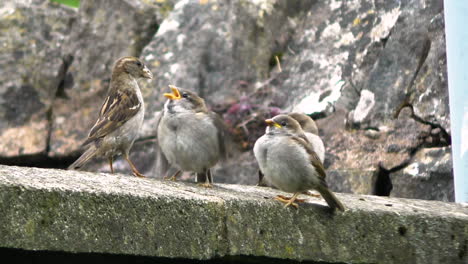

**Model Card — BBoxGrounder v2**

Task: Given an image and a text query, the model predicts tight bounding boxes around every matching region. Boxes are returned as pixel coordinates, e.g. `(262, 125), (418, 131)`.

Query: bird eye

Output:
(136, 61), (142, 67)
(182, 93), (188, 98)
(281, 121), (287, 126)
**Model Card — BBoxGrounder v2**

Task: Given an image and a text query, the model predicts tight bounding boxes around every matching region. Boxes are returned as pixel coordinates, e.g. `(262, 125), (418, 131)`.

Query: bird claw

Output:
(163, 175), (177, 181)
(197, 183), (213, 188)
(274, 195), (299, 209)
(132, 171), (146, 178)
(276, 195), (306, 203)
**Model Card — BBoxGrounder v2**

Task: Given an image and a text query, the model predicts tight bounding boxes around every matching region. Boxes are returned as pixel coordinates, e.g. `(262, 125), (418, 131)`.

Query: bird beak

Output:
(265, 119), (282, 128)
(142, 65), (153, 79)
(164, 85), (181, 100)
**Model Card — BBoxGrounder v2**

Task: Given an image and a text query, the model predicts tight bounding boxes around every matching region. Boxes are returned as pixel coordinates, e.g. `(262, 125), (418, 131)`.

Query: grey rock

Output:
(0, 165), (467, 263)
(0, 0), (77, 156)
(391, 146), (454, 202)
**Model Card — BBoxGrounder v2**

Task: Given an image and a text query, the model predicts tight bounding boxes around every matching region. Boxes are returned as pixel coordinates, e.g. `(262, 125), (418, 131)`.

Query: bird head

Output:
(113, 56), (153, 79)
(265, 114), (303, 136)
(288, 112), (319, 135)
(163, 85), (207, 113)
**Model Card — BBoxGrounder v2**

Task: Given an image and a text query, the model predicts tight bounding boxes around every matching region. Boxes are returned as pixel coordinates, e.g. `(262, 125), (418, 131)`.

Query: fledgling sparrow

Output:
(156, 85), (226, 187)
(257, 112), (325, 186)
(68, 56), (153, 177)
(288, 112), (325, 163)
(253, 114), (344, 211)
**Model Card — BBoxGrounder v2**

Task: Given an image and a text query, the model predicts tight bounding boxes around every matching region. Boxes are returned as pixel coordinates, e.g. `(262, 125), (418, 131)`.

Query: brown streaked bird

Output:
(156, 85), (226, 187)
(253, 114), (344, 211)
(68, 56), (153, 177)
(288, 112), (325, 163)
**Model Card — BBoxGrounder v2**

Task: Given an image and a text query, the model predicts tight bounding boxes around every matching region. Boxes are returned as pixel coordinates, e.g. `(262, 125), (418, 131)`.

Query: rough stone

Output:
(0, 0), (77, 156)
(0, 165), (467, 264)
(391, 146), (454, 202)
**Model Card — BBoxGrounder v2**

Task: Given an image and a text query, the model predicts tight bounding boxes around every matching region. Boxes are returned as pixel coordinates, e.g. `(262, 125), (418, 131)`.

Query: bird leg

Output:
(256, 170), (268, 187)
(207, 169), (213, 184)
(108, 157), (114, 174)
(197, 170), (213, 188)
(124, 154), (145, 178)
(164, 170), (181, 181)
(303, 190), (321, 198)
(274, 193), (302, 209)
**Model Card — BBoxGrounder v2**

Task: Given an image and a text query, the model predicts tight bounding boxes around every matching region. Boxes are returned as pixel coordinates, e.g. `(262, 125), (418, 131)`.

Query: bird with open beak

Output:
(156, 85), (226, 187)
(253, 114), (344, 211)
(68, 56), (153, 177)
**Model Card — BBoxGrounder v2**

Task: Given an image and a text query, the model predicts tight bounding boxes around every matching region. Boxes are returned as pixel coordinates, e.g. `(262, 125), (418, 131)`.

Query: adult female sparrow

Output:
(288, 112), (325, 163)
(253, 114), (344, 211)
(156, 85), (226, 187)
(68, 56), (153, 177)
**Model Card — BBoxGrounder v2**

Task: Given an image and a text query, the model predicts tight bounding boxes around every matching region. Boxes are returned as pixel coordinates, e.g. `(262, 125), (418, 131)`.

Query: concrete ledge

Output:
(0, 165), (467, 263)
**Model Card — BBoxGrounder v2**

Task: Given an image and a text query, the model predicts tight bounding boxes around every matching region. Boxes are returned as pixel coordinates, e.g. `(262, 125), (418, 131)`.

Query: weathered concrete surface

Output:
(0, 165), (466, 263)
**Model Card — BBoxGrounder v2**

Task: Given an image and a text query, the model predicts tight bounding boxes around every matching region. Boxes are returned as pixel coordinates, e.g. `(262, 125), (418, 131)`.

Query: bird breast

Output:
(158, 112), (220, 172)
(254, 135), (320, 193)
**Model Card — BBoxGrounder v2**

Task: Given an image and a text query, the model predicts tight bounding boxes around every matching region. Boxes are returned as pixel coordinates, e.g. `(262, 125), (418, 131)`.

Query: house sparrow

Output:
(68, 56), (153, 177)
(253, 114), (344, 211)
(257, 112), (325, 186)
(156, 85), (226, 187)
(288, 112), (325, 163)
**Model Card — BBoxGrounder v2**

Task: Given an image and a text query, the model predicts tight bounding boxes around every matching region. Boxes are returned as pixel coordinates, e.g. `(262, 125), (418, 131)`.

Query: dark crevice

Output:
(394, 103), (451, 147)
(373, 163), (392, 196)
(309, 111), (327, 120)
(55, 55), (74, 99)
(380, 25), (395, 48)
(44, 108), (54, 154)
(372, 114), (448, 197)
(398, 226), (407, 236)
(0, 247), (329, 264)
(0, 151), (81, 169)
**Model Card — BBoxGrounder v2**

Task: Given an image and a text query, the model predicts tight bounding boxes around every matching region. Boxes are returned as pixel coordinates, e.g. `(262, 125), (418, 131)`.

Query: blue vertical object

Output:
(444, 1), (468, 203)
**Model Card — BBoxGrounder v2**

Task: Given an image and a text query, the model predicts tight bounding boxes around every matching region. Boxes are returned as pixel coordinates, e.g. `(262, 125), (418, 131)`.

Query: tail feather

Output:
(68, 146), (98, 170)
(317, 185), (345, 212)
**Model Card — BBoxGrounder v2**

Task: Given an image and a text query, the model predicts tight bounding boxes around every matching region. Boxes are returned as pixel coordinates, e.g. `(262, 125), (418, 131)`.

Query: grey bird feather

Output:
(155, 85), (226, 186)
(253, 114), (344, 211)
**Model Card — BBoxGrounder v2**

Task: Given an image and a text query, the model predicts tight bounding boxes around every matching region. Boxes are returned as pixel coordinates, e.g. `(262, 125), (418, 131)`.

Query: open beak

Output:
(164, 85), (181, 100)
(265, 119), (282, 128)
(142, 65), (153, 79)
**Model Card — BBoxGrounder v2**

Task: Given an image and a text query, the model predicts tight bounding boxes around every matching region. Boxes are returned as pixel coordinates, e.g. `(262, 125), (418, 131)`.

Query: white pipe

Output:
(444, 1), (468, 203)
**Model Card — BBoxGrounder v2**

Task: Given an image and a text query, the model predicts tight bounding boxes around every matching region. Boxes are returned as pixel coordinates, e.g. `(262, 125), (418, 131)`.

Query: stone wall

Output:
(0, 0), (453, 201)
(0, 165), (467, 263)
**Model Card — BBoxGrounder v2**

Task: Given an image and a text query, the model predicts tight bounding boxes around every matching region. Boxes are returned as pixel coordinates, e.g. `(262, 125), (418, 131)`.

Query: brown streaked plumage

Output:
(68, 56), (153, 177)
(288, 112), (319, 135)
(288, 112), (325, 163)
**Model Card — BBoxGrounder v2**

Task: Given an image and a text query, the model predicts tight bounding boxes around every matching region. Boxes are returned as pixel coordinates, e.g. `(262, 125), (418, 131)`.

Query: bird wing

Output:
(209, 111), (227, 160)
(82, 88), (141, 146)
(290, 135), (326, 180)
(154, 111), (171, 177)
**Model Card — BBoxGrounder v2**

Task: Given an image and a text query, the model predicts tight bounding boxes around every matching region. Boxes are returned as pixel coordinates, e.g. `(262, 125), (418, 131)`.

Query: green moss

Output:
(50, 0), (80, 8)
(24, 219), (36, 237)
